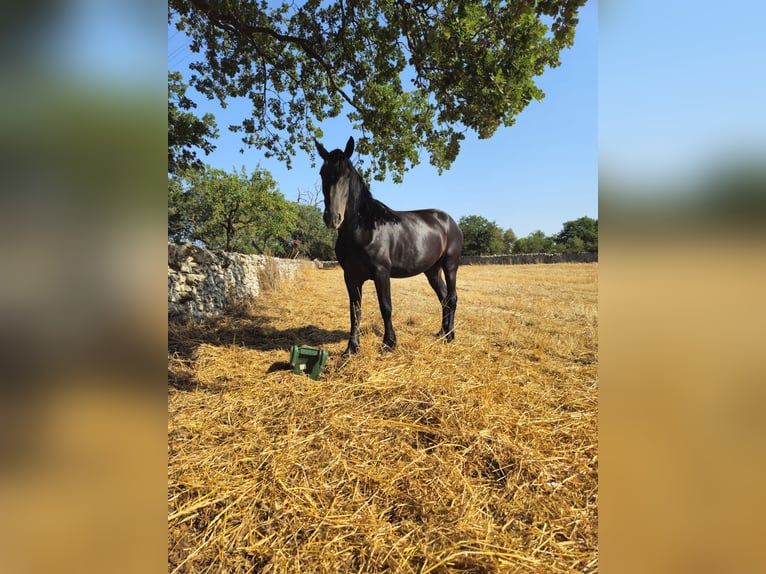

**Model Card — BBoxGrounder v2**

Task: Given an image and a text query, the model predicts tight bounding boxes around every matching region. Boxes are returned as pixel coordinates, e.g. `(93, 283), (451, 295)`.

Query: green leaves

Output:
(292, 203), (337, 260)
(458, 215), (598, 255)
(169, 0), (586, 181)
(169, 165), (297, 254)
(511, 217), (598, 254)
(512, 229), (557, 254)
(554, 215), (598, 253)
(168, 71), (219, 174)
(459, 215), (508, 255)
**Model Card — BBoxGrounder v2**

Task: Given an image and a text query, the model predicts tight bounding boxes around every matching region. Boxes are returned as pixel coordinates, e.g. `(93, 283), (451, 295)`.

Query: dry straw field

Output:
(168, 262), (598, 573)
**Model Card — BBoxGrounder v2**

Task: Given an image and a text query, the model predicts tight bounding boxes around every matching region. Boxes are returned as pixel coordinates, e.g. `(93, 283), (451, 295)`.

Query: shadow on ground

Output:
(168, 315), (347, 391)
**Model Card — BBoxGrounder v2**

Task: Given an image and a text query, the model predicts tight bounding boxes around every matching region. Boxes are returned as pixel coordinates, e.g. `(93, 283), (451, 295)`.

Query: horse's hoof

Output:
(342, 346), (358, 358)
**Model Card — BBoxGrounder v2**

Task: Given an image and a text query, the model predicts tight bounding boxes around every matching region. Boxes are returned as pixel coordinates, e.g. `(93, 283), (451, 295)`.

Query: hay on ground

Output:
(168, 263), (598, 573)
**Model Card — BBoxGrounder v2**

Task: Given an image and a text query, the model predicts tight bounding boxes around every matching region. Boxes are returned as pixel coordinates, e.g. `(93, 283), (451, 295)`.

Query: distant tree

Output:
(168, 165), (296, 253)
(502, 228), (517, 254)
(168, 173), (195, 243)
(512, 230), (556, 254)
(554, 216), (598, 253)
(459, 215), (506, 255)
(492, 226), (511, 255)
(561, 235), (585, 253)
(168, 72), (218, 174)
(295, 185), (324, 210)
(292, 203), (337, 260)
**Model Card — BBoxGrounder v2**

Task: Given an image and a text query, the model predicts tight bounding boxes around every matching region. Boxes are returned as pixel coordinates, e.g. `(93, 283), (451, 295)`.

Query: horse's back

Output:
(401, 209), (461, 235)
(408, 208), (463, 253)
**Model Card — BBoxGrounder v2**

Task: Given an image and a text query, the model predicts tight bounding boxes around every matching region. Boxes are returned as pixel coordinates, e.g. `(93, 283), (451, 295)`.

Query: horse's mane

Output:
(349, 165), (401, 229)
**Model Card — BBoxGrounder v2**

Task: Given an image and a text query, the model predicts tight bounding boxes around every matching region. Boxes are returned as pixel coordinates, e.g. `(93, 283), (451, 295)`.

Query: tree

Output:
(292, 203), (337, 260)
(168, 71), (219, 174)
(503, 228), (517, 254)
(554, 216), (597, 253)
(169, 0), (587, 182)
(493, 226), (511, 255)
(169, 165), (296, 254)
(459, 215), (506, 255)
(512, 230), (556, 254)
(168, 172), (196, 242)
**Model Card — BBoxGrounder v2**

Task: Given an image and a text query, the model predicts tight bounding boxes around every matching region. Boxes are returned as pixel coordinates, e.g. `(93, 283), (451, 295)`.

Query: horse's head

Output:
(315, 136), (355, 229)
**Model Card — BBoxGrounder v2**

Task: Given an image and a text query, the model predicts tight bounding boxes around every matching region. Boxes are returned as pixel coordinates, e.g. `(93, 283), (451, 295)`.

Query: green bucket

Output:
(289, 345), (329, 380)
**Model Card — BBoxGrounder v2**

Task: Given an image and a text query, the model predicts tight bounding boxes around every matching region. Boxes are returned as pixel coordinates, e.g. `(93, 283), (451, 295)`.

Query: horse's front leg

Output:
(373, 273), (396, 351)
(343, 277), (363, 356)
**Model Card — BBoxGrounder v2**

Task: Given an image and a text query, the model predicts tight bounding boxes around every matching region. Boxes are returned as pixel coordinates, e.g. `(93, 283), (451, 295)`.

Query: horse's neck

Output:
(346, 174), (369, 218)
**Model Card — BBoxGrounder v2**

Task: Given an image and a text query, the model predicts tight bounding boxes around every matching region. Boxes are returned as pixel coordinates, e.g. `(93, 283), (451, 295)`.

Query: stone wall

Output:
(460, 252), (598, 265)
(168, 243), (308, 321)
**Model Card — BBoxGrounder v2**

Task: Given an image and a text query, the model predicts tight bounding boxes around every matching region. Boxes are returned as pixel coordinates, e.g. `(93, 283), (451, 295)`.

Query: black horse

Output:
(315, 136), (463, 356)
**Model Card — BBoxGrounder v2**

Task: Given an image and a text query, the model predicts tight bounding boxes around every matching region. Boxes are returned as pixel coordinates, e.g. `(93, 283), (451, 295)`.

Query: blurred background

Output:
(599, 1), (766, 572)
(0, 0), (763, 572)
(0, 1), (166, 572)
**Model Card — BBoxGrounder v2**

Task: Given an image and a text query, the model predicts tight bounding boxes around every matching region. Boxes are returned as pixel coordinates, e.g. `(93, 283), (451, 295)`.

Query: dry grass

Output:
(168, 263), (598, 573)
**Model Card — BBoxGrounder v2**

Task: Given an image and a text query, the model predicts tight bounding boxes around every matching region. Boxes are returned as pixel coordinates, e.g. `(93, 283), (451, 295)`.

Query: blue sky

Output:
(169, 1), (598, 238)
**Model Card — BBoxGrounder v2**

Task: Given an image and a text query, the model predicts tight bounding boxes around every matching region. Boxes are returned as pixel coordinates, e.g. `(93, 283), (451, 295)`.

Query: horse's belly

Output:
(389, 255), (439, 278)
(338, 253), (432, 279)
(389, 266), (422, 279)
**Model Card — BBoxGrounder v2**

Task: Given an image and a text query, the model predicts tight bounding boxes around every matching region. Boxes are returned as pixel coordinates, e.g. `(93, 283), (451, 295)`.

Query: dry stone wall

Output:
(168, 243), (307, 321)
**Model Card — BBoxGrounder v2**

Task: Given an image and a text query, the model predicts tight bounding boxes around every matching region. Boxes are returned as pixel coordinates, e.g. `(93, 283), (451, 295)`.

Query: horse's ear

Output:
(315, 138), (329, 161)
(344, 136), (355, 158)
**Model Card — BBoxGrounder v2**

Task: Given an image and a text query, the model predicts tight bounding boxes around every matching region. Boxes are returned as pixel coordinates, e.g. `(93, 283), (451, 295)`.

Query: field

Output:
(168, 263), (598, 573)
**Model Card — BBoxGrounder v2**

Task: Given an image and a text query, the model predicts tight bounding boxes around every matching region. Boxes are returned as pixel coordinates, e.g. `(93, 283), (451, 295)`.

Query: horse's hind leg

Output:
(425, 263), (453, 340)
(441, 259), (459, 342)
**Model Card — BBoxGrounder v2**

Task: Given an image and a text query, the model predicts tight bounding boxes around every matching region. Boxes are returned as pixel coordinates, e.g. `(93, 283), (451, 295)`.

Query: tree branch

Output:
(191, 0), (364, 113)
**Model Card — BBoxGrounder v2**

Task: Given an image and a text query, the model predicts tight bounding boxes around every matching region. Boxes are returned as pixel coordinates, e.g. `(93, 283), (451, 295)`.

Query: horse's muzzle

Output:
(324, 211), (343, 229)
